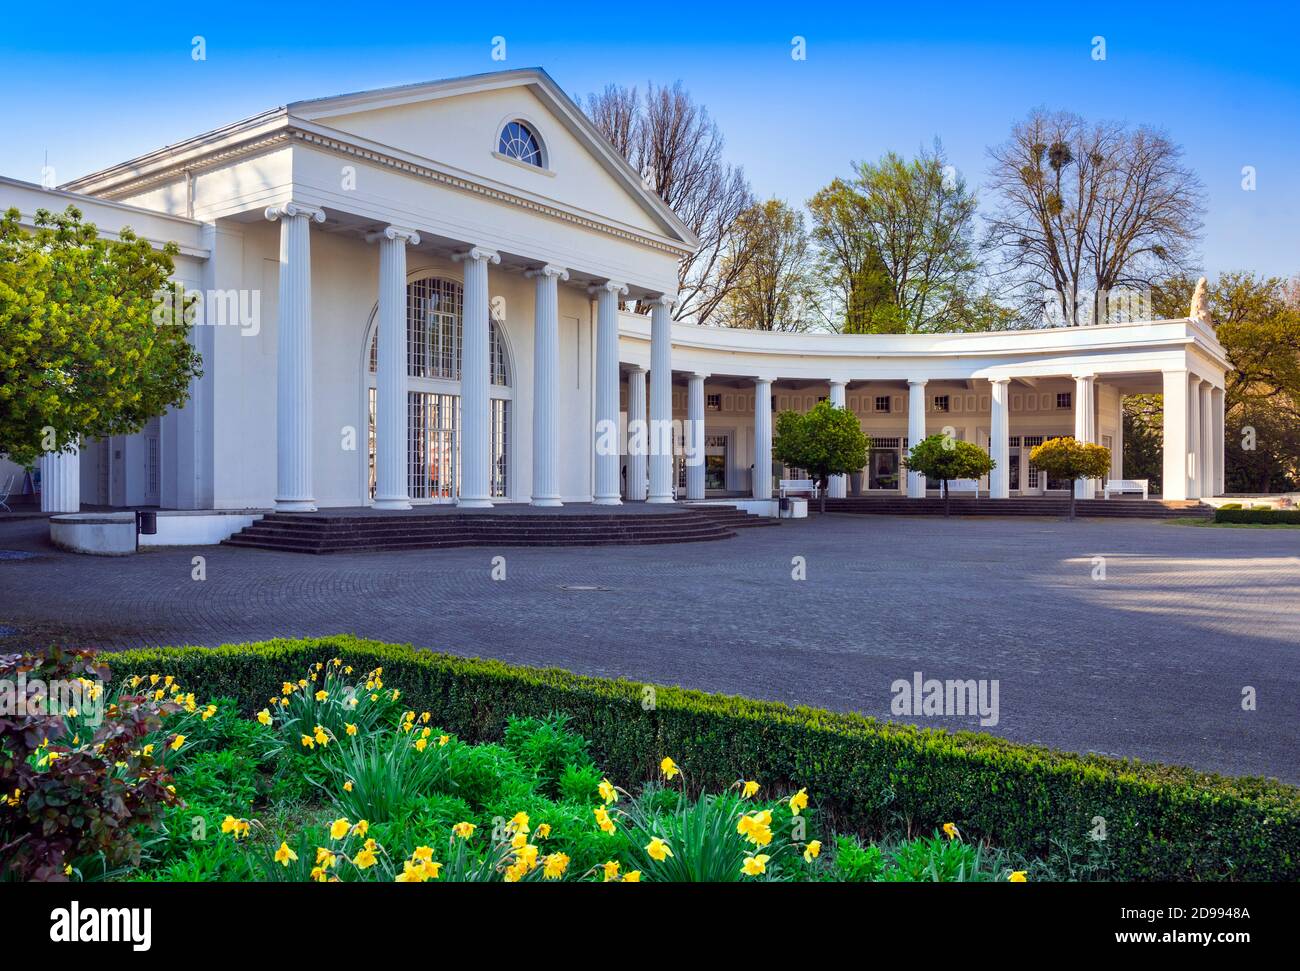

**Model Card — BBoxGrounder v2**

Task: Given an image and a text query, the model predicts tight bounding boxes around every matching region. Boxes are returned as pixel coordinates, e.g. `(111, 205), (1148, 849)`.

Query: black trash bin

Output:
(136, 510), (158, 535)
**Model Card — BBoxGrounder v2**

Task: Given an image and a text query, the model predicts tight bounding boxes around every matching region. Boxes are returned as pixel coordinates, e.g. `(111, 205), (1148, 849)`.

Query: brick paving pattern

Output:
(1, 514), (1296, 781)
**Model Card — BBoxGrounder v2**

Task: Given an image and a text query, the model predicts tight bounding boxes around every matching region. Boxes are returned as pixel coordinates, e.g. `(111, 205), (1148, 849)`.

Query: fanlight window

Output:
(369, 277), (510, 386)
(498, 120), (543, 167)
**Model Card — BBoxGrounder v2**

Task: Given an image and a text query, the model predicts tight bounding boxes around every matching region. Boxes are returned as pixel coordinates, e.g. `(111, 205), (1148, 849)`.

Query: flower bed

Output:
(4, 648), (1021, 882)
(7, 636), (1298, 881)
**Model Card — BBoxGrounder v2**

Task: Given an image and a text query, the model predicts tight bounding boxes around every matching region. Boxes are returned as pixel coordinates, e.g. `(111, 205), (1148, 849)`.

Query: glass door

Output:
(869, 449), (899, 491)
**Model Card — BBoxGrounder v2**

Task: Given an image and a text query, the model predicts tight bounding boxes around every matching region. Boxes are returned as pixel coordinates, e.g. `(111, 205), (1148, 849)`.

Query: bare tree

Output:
(586, 81), (755, 323)
(984, 109), (1205, 326)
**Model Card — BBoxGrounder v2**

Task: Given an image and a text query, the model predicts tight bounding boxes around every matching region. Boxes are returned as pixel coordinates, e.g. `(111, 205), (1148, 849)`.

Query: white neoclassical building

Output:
(2, 68), (1229, 523)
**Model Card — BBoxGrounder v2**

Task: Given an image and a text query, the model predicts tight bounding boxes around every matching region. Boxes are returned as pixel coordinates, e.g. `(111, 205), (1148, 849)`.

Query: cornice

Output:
(72, 122), (694, 259)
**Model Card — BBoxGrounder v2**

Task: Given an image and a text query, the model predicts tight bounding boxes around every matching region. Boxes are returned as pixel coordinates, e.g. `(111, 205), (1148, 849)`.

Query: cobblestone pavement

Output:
(1, 514), (1297, 781)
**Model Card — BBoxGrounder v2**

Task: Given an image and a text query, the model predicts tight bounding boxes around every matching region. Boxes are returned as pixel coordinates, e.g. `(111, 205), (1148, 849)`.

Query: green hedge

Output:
(1214, 507), (1300, 525)
(106, 636), (1299, 881)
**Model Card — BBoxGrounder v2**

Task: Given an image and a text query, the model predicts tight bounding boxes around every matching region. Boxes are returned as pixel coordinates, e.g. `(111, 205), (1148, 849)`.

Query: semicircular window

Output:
(498, 120), (543, 167)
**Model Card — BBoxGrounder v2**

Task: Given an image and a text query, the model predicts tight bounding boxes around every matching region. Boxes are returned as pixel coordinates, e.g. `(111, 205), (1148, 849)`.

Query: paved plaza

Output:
(0, 514), (1296, 781)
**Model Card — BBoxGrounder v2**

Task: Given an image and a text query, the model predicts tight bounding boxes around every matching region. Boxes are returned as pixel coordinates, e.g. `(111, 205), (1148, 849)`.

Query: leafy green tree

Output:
(0, 206), (202, 468)
(772, 399), (869, 512)
(1152, 271), (1299, 492)
(1121, 395), (1164, 492)
(719, 199), (819, 332)
(902, 434), (995, 516)
(808, 142), (981, 333)
(1028, 437), (1112, 519)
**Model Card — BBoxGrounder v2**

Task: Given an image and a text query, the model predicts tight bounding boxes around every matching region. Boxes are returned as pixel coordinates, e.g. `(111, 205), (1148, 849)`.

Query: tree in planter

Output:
(772, 399), (869, 513)
(0, 205), (202, 468)
(1028, 437), (1112, 520)
(902, 434), (995, 517)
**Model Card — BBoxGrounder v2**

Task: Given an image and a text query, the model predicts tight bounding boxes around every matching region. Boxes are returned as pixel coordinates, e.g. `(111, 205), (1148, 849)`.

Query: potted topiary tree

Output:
(773, 400), (870, 513)
(1028, 437), (1112, 519)
(903, 434), (995, 517)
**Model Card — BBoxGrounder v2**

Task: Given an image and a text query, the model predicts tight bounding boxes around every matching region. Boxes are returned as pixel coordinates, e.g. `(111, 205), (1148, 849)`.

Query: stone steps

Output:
(223, 508), (739, 553)
(820, 497), (1211, 519)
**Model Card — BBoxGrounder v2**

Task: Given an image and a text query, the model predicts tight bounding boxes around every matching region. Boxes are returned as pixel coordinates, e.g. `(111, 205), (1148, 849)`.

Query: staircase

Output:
(685, 504), (780, 530)
(819, 496), (1211, 520)
(223, 507), (745, 554)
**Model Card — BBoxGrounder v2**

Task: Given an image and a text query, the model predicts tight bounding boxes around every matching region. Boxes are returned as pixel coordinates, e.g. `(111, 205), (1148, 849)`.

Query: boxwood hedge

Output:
(106, 636), (1298, 881)
(1214, 507), (1300, 525)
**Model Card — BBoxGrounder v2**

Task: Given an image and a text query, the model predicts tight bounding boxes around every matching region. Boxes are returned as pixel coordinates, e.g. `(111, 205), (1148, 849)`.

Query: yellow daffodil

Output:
(415, 737), (428, 752)
(623, 870), (642, 882)
(509, 811), (531, 834)
(170, 735), (185, 751)
(316, 847), (337, 867)
(452, 822), (476, 839)
(313, 726), (329, 746)
(535, 823), (552, 839)
(598, 779), (619, 805)
(310, 866), (330, 882)
(343, 780), (353, 792)
(1009, 870), (1028, 882)
(315, 690), (328, 702)
(412, 846), (434, 862)
(148, 674), (159, 686)
(420, 712), (431, 724)
(660, 757), (680, 780)
(282, 682), (295, 695)
(593, 807), (616, 834)
(274, 842), (297, 866)
(257, 709), (272, 726)
(300, 735), (315, 749)
(741, 854), (770, 876)
(741, 780), (760, 798)
(353, 846), (377, 869)
(330, 818), (351, 840)
(789, 788), (809, 816)
(438, 735), (450, 747)
(142, 744), (154, 758)
(345, 723), (357, 736)
(943, 822), (959, 840)
(646, 837), (673, 861)
(201, 704), (217, 721)
(352, 820), (369, 838)
(803, 840), (822, 863)
(542, 853), (570, 879)
(602, 860), (620, 882)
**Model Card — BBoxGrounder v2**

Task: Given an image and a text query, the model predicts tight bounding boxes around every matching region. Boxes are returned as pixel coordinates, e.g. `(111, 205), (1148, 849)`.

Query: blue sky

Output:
(3, 1), (1297, 277)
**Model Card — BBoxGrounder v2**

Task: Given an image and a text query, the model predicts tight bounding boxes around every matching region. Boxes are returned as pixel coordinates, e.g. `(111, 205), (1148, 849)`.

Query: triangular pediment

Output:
(290, 69), (696, 250)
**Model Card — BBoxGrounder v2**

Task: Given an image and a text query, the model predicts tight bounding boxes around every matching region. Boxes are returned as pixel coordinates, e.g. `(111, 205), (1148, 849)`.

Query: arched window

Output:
(498, 120), (544, 167)
(366, 277), (513, 502)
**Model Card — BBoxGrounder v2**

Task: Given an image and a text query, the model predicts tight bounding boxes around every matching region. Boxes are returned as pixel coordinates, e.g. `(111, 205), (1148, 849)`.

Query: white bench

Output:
(779, 478), (820, 498)
(1104, 479), (1149, 500)
(946, 478), (980, 496)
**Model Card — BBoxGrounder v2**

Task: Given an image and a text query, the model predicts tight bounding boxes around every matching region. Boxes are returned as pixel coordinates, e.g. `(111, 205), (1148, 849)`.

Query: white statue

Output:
(1189, 276), (1214, 324)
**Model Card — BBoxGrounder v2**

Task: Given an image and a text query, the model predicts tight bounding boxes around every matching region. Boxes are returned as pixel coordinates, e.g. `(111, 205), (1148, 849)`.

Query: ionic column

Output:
(1073, 374), (1096, 500)
(647, 294), (676, 504)
(40, 445), (80, 513)
(590, 281), (628, 505)
(526, 264), (567, 507)
(370, 226), (420, 510)
(827, 380), (848, 498)
(1187, 375), (1203, 499)
(989, 378), (1011, 499)
(454, 246), (500, 508)
(753, 378), (773, 500)
(266, 202), (325, 512)
(626, 366), (648, 500)
(1161, 369), (1190, 501)
(686, 373), (708, 500)
(906, 379), (927, 498)
(1199, 381), (1215, 498)
(1212, 385), (1226, 497)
